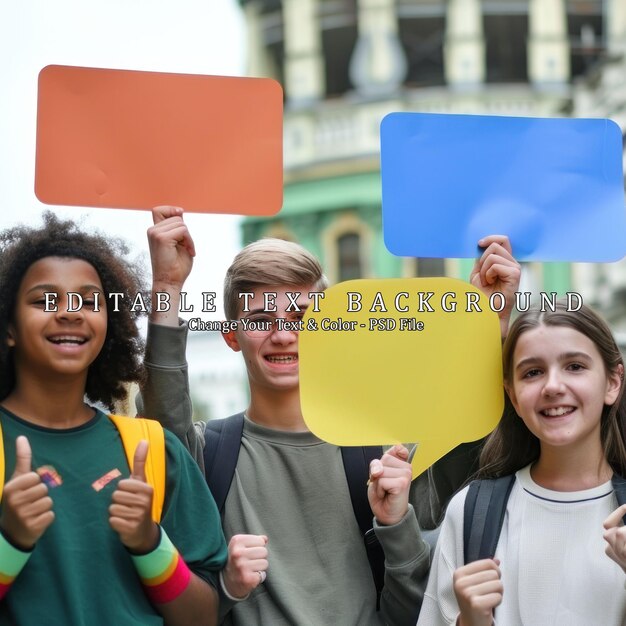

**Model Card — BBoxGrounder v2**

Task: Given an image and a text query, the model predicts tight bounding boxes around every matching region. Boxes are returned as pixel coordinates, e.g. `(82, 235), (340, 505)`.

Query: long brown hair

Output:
(478, 301), (626, 478)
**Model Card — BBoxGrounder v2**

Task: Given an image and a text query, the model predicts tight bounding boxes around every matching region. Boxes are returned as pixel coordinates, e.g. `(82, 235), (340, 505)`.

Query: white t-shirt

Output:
(418, 465), (626, 626)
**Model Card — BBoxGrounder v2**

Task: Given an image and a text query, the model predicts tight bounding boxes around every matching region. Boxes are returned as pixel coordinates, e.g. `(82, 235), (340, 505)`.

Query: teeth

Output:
(49, 336), (86, 345)
(542, 407), (573, 417)
(266, 355), (297, 363)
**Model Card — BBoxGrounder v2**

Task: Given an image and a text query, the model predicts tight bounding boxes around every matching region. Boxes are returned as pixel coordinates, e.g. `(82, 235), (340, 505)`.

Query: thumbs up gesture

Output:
(0, 436), (55, 549)
(109, 440), (159, 553)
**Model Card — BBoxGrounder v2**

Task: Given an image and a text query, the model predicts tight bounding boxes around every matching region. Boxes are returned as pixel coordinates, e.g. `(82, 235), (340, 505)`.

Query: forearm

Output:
(157, 573), (219, 626)
(151, 275), (183, 327)
(216, 575), (238, 623)
(137, 320), (206, 470)
(132, 524), (223, 626)
(375, 504), (429, 626)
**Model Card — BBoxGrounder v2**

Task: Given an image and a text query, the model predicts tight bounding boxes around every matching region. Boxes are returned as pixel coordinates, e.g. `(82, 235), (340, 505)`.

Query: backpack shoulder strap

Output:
(340, 446), (383, 535)
(340, 445), (385, 607)
(612, 474), (626, 523)
(203, 413), (245, 512)
(463, 475), (515, 564)
(108, 414), (166, 523)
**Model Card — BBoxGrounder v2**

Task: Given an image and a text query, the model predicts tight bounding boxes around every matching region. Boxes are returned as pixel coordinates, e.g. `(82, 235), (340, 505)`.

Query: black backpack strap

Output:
(203, 413), (245, 513)
(612, 474), (626, 524)
(340, 445), (385, 608)
(463, 475), (516, 564)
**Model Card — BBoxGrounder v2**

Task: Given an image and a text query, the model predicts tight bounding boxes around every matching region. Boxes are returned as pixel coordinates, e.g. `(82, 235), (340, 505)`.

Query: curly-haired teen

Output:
(418, 302), (626, 626)
(0, 212), (146, 408)
(0, 212), (227, 625)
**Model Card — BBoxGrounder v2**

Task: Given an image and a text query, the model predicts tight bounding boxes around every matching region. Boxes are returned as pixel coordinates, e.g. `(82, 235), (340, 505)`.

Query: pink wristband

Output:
(131, 527), (192, 604)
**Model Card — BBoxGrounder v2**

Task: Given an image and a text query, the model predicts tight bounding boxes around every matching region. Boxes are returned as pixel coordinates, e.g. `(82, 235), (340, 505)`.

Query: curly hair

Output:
(0, 212), (147, 410)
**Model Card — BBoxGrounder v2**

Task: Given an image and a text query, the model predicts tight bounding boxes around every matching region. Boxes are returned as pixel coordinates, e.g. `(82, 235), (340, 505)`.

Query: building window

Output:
(260, 7), (285, 86)
(396, 0), (446, 87)
(566, 0), (604, 79)
(338, 232), (362, 281)
(399, 19), (445, 87)
(319, 0), (358, 96)
(482, 1), (529, 83)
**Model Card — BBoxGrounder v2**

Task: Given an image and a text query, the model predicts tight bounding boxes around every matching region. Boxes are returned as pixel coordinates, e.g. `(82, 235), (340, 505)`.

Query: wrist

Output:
(126, 523), (160, 554)
(150, 306), (181, 327)
(0, 528), (33, 599)
(152, 280), (185, 295)
(0, 524), (35, 552)
(131, 525), (191, 604)
(457, 612), (494, 626)
(374, 505), (409, 527)
(151, 282), (183, 326)
(219, 570), (251, 602)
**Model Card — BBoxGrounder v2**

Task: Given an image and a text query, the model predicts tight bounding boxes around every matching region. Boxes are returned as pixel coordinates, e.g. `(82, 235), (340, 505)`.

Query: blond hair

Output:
(224, 238), (327, 320)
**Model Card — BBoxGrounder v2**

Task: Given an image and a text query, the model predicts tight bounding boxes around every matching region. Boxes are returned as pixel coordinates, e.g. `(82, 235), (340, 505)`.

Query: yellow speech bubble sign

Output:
(299, 277), (503, 477)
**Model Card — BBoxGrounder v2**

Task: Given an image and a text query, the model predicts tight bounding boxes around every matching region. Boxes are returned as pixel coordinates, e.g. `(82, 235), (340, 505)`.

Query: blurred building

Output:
(187, 330), (248, 421)
(238, 0), (626, 325)
(185, 1), (626, 417)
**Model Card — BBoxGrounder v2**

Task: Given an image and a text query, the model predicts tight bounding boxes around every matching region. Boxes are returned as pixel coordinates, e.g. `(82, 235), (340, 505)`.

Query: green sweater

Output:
(0, 407), (227, 625)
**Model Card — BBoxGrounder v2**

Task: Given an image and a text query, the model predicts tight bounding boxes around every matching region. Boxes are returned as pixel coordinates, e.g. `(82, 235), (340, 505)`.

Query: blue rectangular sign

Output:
(381, 113), (626, 262)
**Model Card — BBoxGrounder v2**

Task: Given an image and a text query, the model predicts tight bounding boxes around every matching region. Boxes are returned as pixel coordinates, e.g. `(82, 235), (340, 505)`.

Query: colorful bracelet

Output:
(131, 526), (191, 604)
(0, 530), (32, 600)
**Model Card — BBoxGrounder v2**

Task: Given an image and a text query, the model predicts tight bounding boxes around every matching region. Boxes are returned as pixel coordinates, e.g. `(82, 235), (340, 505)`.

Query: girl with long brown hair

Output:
(418, 301), (626, 626)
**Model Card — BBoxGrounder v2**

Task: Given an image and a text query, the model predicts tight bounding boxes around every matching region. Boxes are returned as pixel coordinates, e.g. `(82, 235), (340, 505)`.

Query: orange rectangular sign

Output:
(35, 65), (283, 215)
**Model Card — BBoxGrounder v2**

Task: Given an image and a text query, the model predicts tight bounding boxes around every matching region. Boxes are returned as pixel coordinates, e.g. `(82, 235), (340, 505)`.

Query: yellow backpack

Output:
(0, 415), (166, 523)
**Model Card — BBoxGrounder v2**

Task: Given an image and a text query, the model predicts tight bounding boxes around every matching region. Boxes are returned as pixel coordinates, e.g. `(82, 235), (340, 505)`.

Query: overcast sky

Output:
(0, 0), (247, 319)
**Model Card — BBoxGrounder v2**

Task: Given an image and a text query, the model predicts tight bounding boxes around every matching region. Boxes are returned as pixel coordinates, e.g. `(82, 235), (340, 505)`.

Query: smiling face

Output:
(8, 257), (107, 383)
(506, 323), (622, 453)
(223, 284), (313, 395)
